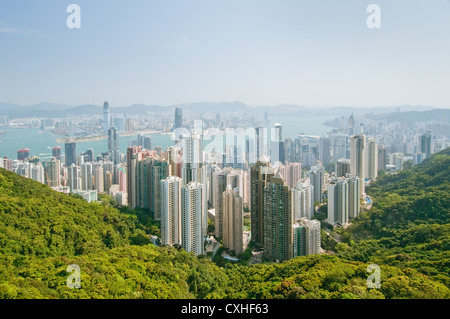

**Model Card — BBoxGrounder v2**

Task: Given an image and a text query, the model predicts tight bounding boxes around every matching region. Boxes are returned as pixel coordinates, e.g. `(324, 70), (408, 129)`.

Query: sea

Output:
(0, 116), (335, 160)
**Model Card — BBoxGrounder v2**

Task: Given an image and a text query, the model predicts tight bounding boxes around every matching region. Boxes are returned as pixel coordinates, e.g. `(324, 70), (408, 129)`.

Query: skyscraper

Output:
(126, 146), (154, 209)
(250, 156), (275, 247)
(64, 140), (77, 167)
(242, 169), (251, 208)
(336, 158), (351, 177)
(113, 117), (125, 132)
(52, 146), (61, 160)
(255, 127), (268, 160)
(350, 134), (366, 196)
(330, 133), (349, 162)
(309, 164), (325, 203)
(117, 166), (127, 193)
(327, 177), (349, 226)
(347, 175), (361, 219)
(292, 182), (314, 220)
(150, 159), (169, 220)
(93, 163), (104, 193)
(420, 132), (432, 158)
(319, 136), (331, 165)
(103, 161), (114, 186)
(125, 118), (133, 132)
(44, 158), (60, 187)
(67, 164), (80, 192)
(348, 113), (355, 136)
(205, 164), (220, 207)
(160, 176), (182, 247)
(126, 147), (138, 208)
(181, 134), (203, 185)
(167, 146), (182, 178)
(137, 134), (145, 147)
(293, 218), (321, 257)
(103, 101), (110, 132)
(277, 162), (302, 189)
(181, 182), (206, 256)
(214, 168), (240, 238)
(14, 162), (30, 178)
(84, 148), (94, 162)
(155, 146), (162, 157)
(392, 152), (404, 171)
(126, 146), (169, 212)
(413, 152), (425, 165)
(271, 123), (285, 164)
(366, 138), (378, 180)
(80, 162), (93, 191)
(175, 107), (183, 130)
(263, 172), (293, 262)
(378, 145), (387, 171)
(225, 145), (244, 170)
(30, 163), (45, 184)
(108, 126), (119, 165)
(274, 123), (282, 142)
(143, 136), (152, 150)
(222, 186), (243, 255)
(214, 169), (229, 238)
(17, 148), (30, 161)
(104, 171), (113, 194)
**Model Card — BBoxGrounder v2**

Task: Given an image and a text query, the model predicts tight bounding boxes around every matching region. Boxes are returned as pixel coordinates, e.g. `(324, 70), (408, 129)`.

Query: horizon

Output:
(1, 100), (448, 110)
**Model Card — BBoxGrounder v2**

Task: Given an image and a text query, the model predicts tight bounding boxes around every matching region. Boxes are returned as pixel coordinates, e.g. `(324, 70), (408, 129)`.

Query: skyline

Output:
(1, 100), (447, 111)
(0, 0), (449, 108)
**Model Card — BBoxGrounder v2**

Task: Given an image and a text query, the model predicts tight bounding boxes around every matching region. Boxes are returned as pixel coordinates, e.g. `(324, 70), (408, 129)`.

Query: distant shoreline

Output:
(55, 129), (170, 143)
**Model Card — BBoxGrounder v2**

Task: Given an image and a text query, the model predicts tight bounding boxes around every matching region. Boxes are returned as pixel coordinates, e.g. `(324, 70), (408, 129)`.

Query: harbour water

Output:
(0, 116), (335, 160)
(0, 128), (174, 161)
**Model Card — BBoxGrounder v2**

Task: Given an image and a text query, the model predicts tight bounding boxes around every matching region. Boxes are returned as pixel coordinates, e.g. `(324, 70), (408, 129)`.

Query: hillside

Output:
(2, 246), (448, 299)
(0, 168), (150, 257)
(0, 156), (449, 298)
(335, 148), (450, 287)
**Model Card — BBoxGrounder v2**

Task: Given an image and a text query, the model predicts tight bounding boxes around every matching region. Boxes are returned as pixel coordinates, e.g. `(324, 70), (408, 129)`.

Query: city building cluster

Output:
(1, 103), (449, 263)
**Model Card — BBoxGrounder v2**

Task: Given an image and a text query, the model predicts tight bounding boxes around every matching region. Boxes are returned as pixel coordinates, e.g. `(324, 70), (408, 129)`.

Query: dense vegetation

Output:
(1, 146), (450, 299)
(0, 170), (151, 258)
(3, 245), (447, 299)
(334, 148), (450, 287)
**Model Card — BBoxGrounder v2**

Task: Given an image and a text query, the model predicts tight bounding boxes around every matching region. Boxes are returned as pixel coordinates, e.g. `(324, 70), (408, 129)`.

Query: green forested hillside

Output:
(0, 245), (228, 299)
(2, 246), (448, 299)
(1, 146), (450, 300)
(335, 148), (450, 287)
(0, 168), (149, 257)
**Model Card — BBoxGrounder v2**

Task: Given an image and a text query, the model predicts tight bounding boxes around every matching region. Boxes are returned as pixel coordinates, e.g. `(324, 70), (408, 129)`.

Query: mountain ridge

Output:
(0, 101), (443, 119)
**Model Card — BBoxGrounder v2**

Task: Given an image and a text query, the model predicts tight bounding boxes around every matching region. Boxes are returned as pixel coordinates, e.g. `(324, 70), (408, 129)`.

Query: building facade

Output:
(263, 173), (293, 262)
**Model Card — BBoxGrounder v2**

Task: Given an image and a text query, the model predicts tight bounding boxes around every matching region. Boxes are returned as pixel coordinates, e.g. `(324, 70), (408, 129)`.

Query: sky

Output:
(0, 0), (449, 108)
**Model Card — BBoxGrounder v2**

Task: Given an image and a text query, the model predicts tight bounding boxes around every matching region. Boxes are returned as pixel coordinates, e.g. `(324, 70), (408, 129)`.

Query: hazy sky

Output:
(1, 0), (450, 108)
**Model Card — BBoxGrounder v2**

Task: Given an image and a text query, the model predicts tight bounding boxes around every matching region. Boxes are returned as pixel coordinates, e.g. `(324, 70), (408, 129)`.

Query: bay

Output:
(0, 116), (334, 160)
(0, 128), (174, 161)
